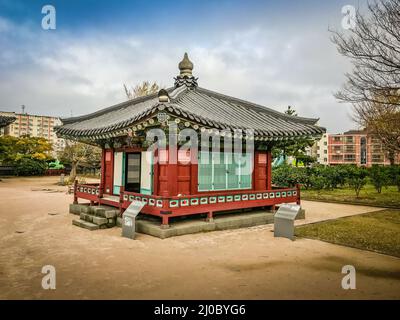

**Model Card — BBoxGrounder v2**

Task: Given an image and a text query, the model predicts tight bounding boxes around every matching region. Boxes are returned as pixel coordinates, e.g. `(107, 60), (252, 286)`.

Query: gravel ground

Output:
(0, 176), (399, 299)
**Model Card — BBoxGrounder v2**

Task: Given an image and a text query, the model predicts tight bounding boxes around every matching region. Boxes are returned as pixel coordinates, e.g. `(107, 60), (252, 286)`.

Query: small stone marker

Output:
(122, 200), (145, 239)
(274, 203), (301, 241)
(59, 174), (65, 185)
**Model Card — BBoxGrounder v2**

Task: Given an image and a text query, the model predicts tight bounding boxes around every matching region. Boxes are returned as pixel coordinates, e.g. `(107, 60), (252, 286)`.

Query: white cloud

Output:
(0, 14), (355, 132)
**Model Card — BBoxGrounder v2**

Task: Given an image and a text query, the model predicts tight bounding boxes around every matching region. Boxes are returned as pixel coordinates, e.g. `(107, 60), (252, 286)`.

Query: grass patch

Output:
(295, 209), (400, 257)
(301, 184), (400, 208)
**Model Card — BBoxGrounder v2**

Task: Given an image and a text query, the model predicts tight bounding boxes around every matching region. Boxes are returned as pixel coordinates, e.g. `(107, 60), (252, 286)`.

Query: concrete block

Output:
(80, 206), (92, 214)
(69, 203), (86, 215)
(104, 210), (118, 218)
(80, 212), (91, 222)
(116, 217), (122, 227)
(72, 219), (99, 231)
(92, 216), (108, 226)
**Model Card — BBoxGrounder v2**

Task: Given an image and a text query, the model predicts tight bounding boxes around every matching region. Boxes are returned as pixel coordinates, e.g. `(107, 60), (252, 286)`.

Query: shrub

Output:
(369, 165), (389, 193)
(388, 165), (400, 192)
(309, 174), (328, 193)
(272, 165), (289, 187)
(14, 158), (47, 176)
(346, 166), (368, 198)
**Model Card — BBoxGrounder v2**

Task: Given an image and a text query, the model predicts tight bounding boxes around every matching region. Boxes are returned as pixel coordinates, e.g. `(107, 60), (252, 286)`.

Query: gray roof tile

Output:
(55, 85), (325, 138)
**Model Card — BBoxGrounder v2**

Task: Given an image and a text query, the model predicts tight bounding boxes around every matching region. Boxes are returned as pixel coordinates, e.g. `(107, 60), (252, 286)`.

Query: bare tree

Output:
(354, 93), (400, 163)
(330, 0), (400, 158)
(330, 0), (400, 106)
(58, 141), (101, 182)
(124, 81), (160, 99)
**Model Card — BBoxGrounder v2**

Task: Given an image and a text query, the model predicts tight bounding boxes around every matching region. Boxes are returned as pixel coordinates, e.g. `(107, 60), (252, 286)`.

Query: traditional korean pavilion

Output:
(0, 115), (16, 129)
(56, 53), (325, 227)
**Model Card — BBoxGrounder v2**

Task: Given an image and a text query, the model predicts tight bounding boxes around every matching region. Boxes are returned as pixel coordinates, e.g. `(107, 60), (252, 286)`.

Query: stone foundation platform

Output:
(70, 203), (305, 238)
(70, 203), (118, 230)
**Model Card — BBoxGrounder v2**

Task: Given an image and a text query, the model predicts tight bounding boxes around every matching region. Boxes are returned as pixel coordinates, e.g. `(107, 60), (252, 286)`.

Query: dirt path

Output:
(0, 177), (399, 299)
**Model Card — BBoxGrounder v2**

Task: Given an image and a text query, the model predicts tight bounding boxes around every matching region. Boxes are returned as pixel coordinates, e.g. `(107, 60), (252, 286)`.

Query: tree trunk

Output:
(69, 161), (77, 182)
(388, 151), (395, 166)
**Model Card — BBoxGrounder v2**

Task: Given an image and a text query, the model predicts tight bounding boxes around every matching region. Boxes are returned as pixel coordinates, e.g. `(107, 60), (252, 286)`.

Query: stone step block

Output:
(72, 219), (99, 231)
(92, 216), (108, 226)
(69, 203), (90, 215)
(93, 207), (118, 218)
(80, 212), (94, 223)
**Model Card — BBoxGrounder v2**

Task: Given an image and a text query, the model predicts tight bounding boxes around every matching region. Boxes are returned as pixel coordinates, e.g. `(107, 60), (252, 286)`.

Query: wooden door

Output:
(125, 153), (141, 193)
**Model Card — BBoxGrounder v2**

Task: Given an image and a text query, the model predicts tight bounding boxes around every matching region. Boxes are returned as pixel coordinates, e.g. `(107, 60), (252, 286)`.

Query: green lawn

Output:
(301, 185), (400, 208)
(295, 209), (400, 257)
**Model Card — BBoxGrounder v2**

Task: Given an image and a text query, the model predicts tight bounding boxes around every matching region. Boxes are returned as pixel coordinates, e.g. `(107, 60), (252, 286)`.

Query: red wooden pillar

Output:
(99, 149), (105, 198)
(161, 215), (169, 228)
(167, 146), (178, 196)
(296, 183), (301, 205)
(190, 147), (198, 194)
(152, 148), (159, 196)
(73, 179), (78, 204)
(206, 211), (213, 222)
(266, 151), (272, 190)
(119, 186), (124, 214)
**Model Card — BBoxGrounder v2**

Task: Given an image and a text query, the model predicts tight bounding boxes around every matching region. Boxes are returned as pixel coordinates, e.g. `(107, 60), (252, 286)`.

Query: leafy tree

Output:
(14, 158), (47, 176)
(295, 154), (316, 167)
(58, 141), (101, 182)
(0, 135), (52, 164)
(369, 165), (389, 193)
(346, 166), (368, 198)
(310, 174), (328, 194)
(124, 81), (160, 99)
(272, 106), (316, 166)
(0, 135), (52, 176)
(387, 165), (400, 192)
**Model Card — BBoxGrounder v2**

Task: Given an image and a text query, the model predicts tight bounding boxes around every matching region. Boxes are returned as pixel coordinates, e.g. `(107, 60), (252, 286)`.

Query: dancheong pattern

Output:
(77, 184), (297, 210)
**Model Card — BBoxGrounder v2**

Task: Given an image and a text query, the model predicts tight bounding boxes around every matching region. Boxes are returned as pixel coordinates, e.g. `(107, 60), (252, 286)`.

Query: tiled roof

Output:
(55, 85), (325, 139)
(0, 115), (16, 128)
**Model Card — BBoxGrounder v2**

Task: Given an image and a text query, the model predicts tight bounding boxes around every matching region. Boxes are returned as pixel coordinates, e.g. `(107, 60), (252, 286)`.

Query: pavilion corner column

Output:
(167, 124), (178, 196)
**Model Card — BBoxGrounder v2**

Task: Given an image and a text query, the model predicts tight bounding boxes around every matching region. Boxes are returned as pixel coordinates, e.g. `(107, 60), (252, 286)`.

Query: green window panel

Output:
(198, 151), (252, 192)
(227, 152), (239, 189)
(239, 152), (252, 189)
(198, 151), (212, 191)
(213, 152), (226, 190)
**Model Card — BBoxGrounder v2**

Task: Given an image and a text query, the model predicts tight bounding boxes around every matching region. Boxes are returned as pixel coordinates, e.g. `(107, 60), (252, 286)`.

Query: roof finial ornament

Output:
(174, 52), (198, 89)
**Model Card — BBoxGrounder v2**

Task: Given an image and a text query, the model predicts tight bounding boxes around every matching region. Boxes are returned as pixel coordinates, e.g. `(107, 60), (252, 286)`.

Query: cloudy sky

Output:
(0, 0), (365, 133)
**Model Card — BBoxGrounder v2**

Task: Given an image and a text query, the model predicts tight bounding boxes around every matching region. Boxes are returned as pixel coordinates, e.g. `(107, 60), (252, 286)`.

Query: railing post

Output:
(119, 186), (124, 214)
(99, 185), (103, 199)
(73, 179), (78, 204)
(296, 183), (301, 205)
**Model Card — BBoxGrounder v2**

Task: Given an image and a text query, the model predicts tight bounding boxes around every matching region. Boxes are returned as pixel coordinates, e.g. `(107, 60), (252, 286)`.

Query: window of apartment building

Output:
(333, 146), (342, 153)
(324, 141), (327, 146)
(371, 154), (383, 162)
(324, 150), (327, 154)
(324, 158), (327, 162)
(333, 136), (341, 142)
(332, 155), (342, 161)
(344, 145), (355, 153)
(344, 154), (356, 162)
(345, 136), (354, 143)
(372, 145), (382, 153)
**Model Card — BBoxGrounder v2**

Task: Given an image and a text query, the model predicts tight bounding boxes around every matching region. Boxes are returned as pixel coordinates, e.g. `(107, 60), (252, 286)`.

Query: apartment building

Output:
(328, 130), (399, 166)
(0, 111), (66, 153)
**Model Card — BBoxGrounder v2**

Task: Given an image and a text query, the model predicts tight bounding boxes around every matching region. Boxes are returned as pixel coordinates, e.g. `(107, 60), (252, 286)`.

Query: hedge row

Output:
(272, 164), (400, 196)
